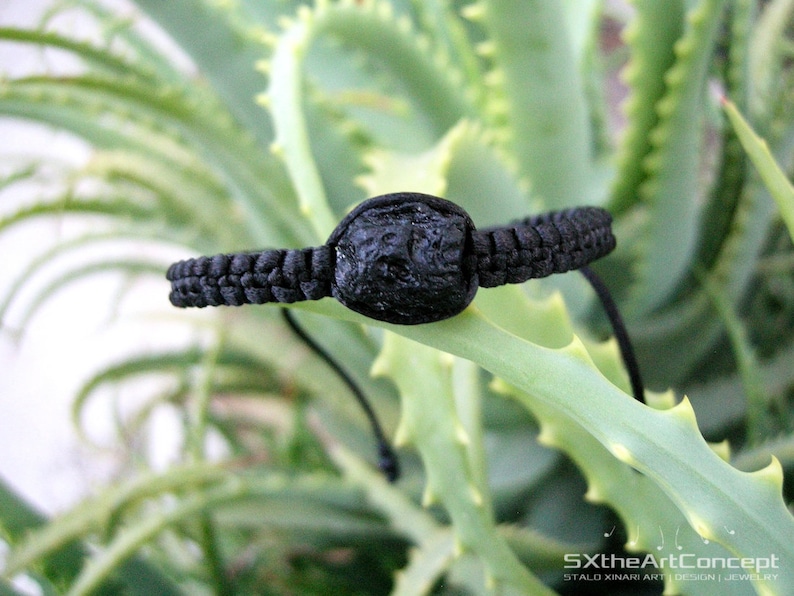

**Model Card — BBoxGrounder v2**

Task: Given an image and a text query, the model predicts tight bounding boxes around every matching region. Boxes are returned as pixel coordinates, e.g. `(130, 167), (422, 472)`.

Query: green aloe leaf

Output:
(301, 294), (794, 594)
(396, 312), (793, 592)
(629, 0), (728, 314)
(475, 0), (594, 208)
(0, 478), (181, 596)
(723, 98), (794, 243)
(610, 0), (685, 214)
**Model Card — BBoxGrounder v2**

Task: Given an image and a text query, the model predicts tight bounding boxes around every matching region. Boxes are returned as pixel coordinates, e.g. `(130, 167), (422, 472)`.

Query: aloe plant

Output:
(2, 0), (794, 594)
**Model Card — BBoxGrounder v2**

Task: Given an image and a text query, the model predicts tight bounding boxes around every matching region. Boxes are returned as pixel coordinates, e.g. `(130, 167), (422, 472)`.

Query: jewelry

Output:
(166, 192), (616, 324)
(166, 192), (640, 482)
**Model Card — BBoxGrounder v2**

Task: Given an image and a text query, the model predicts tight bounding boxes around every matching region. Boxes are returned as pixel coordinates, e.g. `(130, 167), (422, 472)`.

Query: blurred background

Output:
(0, 0), (191, 514)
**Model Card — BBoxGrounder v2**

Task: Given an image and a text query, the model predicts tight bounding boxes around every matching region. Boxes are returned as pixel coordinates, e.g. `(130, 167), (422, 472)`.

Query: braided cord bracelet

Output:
(167, 193), (616, 322)
(167, 192), (642, 481)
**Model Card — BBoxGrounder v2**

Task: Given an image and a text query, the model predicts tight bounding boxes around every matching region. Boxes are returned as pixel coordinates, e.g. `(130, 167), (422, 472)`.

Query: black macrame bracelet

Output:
(167, 192), (643, 482)
(167, 192), (616, 323)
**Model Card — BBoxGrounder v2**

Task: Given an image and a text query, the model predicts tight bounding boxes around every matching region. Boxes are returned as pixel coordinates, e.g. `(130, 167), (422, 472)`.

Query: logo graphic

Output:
(562, 525), (780, 587)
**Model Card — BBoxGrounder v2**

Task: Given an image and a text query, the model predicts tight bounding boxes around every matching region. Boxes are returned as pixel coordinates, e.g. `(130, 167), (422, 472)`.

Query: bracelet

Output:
(166, 192), (616, 325)
(166, 192), (638, 482)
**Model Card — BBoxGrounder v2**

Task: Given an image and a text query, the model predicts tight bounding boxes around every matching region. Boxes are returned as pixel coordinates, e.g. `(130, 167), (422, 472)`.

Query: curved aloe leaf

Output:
(630, 0), (728, 314)
(610, 0), (685, 214)
(296, 292), (794, 594)
(0, 477), (181, 596)
(694, 0), (754, 268)
(724, 98), (794, 243)
(266, 0), (472, 238)
(474, 0), (594, 208)
(373, 334), (554, 595)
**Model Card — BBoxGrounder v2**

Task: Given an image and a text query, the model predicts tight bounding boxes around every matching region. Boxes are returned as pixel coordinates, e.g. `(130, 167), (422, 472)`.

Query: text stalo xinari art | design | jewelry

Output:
(167, 192), (644, 481)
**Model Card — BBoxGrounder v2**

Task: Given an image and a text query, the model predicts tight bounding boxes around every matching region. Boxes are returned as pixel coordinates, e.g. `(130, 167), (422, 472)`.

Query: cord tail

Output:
(281, 309), (400, 481)
(579, 266), (645, 403)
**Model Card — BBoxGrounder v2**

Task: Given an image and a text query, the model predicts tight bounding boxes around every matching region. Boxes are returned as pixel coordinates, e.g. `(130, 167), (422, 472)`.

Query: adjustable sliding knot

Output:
(166, 192), (616, 324)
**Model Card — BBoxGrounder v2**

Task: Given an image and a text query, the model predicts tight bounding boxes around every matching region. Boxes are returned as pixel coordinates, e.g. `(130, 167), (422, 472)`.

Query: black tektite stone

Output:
(328, 193), (478, 324)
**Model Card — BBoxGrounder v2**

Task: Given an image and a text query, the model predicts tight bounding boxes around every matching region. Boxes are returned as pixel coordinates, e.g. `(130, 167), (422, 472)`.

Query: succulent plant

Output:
(1, 0), (793, 594)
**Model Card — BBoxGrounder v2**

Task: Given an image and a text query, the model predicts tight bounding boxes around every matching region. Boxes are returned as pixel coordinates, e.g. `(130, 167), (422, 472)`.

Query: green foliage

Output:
(2, 0), (794, 594)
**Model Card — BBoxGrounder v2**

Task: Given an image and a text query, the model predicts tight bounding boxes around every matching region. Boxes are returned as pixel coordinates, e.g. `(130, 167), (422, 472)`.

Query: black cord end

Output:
(282, 309), (401, 482)
(579, 266), (646, 404)
(378, 443), (400, 483)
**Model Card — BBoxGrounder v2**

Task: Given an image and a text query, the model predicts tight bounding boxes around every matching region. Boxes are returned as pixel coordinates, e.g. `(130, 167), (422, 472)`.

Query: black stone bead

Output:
(327, 193), (479, 325)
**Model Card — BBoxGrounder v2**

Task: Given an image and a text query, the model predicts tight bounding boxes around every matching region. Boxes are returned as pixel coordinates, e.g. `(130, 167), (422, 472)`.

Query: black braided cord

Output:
(167, 245), (333, 308)
(472, 207), (615, 288)
(167, 203), (615, 310)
